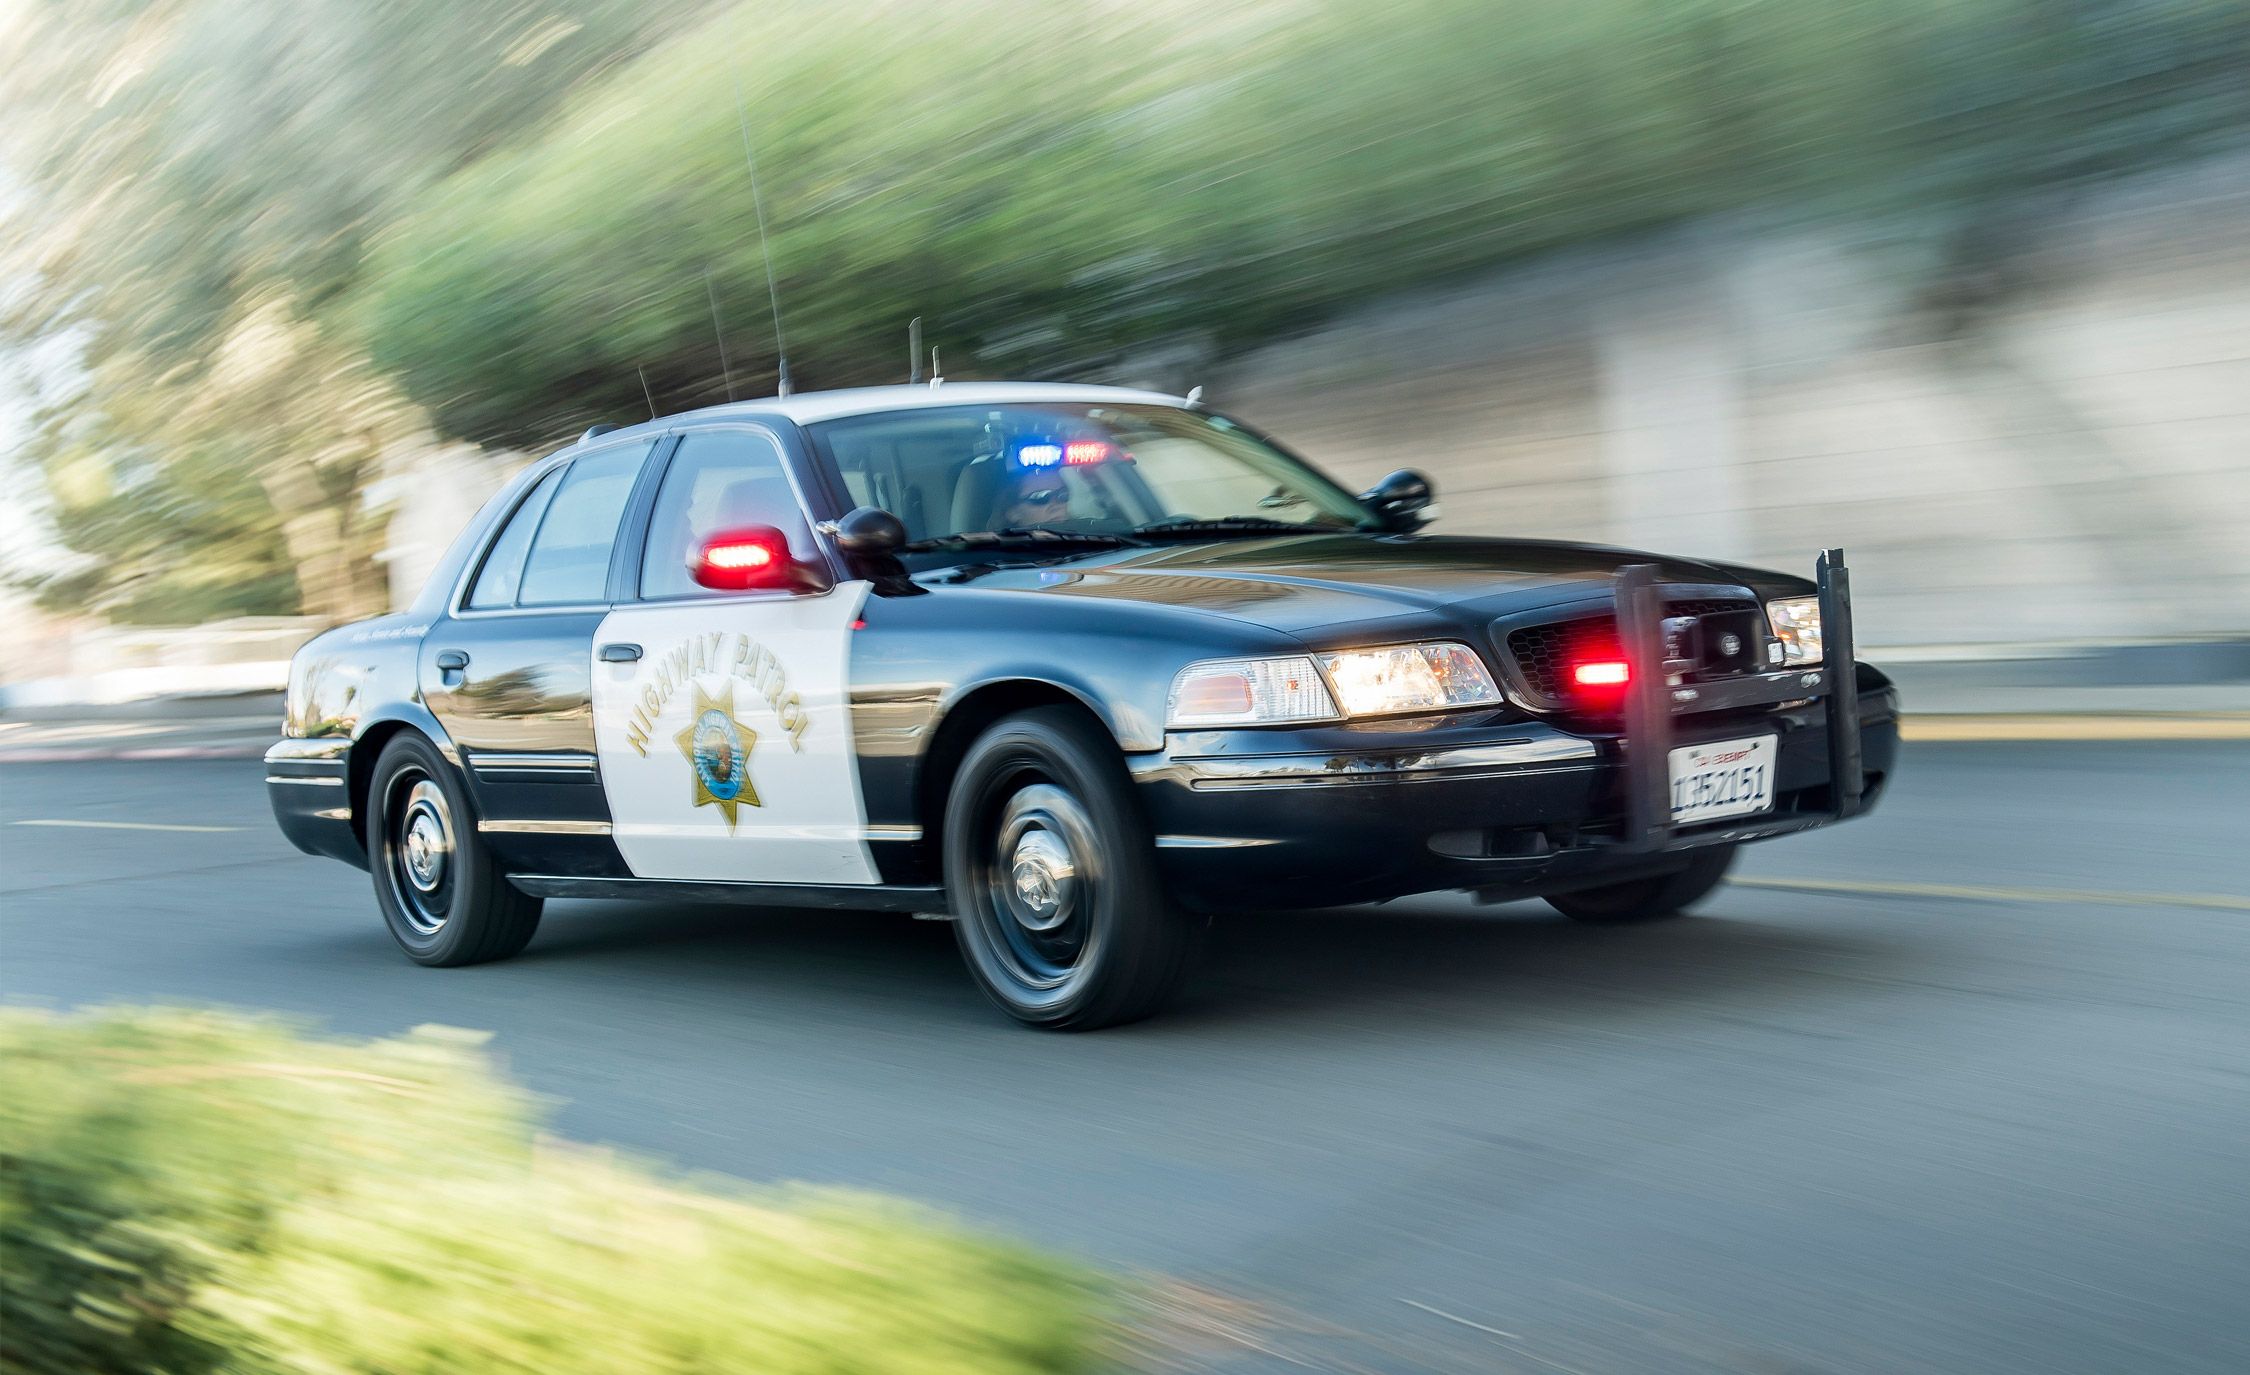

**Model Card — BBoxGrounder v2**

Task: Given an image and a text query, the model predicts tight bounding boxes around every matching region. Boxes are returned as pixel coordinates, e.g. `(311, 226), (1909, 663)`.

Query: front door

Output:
(589, 426), (879, 886)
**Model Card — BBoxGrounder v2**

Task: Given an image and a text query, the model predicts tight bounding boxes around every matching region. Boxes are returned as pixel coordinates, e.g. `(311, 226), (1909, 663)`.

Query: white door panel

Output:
(591, 583), (877, 884)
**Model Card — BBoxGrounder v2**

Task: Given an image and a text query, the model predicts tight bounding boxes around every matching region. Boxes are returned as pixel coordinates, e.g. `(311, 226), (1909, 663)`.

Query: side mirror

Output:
(689, 526), (825, 593)
(1360, 469), (1436, 530)
(831, 505), (907, 556)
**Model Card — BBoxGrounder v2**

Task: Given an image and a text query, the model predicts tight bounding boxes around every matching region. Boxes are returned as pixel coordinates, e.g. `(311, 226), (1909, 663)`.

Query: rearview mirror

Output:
(689, 526), (825, 593)
(1361, 469), (1436, 530)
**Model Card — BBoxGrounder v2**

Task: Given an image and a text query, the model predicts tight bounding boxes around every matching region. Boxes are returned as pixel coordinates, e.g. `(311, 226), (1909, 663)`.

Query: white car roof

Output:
(678, 381), (1189, 427)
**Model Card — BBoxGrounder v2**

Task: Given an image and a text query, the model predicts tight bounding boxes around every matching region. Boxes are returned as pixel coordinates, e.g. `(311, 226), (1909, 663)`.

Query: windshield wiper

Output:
(898, 527), (1146, 553)
(1129, 516), (1352, 539)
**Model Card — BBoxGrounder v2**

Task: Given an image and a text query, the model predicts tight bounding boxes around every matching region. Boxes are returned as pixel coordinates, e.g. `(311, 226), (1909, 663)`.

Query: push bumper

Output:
(1133, 549), (1899, 912)
(264, 737), (366, 868)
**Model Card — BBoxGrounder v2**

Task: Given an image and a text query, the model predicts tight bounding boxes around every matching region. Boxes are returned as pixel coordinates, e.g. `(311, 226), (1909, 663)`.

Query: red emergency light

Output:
(1572, 659), (1631, 688)
(692, 526), (795, 591)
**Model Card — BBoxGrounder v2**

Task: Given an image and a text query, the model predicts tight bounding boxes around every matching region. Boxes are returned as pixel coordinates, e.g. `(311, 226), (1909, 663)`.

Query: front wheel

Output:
(1544, 845), (1736, 924)
(367, 733), (542, 966)
(943, 707), (1192, 1030)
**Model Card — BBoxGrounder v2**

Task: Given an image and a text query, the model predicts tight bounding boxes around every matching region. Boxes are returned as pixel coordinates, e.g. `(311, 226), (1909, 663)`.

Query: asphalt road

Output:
(5, 742), (2248, 1373)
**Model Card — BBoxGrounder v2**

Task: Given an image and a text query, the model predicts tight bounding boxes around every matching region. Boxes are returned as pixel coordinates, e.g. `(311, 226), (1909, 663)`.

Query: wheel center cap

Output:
(404, 812), (446, 890)
(1007, 829), (1076, 931)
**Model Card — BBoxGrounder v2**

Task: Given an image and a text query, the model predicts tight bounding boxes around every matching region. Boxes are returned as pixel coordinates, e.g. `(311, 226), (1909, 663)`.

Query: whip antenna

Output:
(733, 76), (792, 398)
(637, 365), (657, 420)
(705, 269), (736, 402)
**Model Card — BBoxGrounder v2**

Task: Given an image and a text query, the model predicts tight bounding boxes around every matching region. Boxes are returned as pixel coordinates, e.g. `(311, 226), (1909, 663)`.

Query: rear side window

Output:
(639, 428), (815, 599)
(516, 441), (652, 607)
(465, 467), (563, 610)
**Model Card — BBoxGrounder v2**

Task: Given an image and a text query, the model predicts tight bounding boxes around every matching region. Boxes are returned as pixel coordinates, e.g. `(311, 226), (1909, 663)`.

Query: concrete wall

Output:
(1208, 153), (2250, 649)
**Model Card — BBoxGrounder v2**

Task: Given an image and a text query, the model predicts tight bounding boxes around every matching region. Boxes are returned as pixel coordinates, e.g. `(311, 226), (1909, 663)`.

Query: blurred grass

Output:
(0, 1007), (1111, 1375)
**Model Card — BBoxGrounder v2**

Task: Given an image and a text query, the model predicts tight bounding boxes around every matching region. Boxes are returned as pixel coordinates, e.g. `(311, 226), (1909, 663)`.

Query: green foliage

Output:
(0, 0), (724, 620)
(0, 1007), (1110, 1375)
(359, 0), (2250, 448)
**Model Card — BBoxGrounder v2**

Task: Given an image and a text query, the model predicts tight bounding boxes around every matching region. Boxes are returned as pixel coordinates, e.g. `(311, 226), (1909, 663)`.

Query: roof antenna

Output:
(908, 316), (922, 385)
(637, 365), (657, 420)
(928, 345), (942, 389)
(705, 269), (736, 402)
(733, 76), (791, 398)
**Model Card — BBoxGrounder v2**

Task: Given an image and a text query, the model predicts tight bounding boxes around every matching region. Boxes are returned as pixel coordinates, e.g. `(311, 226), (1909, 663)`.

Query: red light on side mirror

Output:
(1572, 660), (1631, 687)
(691, 526), (796, 591)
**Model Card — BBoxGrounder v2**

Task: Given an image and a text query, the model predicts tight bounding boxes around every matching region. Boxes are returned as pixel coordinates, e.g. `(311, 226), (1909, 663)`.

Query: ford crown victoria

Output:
(267, 382), (1898, 1029)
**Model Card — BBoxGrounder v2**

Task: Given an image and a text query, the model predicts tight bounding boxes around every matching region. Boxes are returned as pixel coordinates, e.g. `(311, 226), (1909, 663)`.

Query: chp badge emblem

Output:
(674, 681), (760, 828)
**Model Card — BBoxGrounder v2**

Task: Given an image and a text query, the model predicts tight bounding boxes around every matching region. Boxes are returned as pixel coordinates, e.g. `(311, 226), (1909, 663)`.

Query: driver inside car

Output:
(994, 466), (1074, 529)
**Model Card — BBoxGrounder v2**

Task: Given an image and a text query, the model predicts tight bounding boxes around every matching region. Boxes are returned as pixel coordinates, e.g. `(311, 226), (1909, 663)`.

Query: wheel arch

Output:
(348, 706), (461, 851)
(914, 678), (1126, 875)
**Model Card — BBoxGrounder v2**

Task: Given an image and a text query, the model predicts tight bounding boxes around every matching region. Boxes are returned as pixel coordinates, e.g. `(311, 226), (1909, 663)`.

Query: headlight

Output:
(1166, 642), (1504, 727)
(1167, 656), (1339, 727)
(1319, 642), (1503, 717)
(1765, 596), (1823, 666)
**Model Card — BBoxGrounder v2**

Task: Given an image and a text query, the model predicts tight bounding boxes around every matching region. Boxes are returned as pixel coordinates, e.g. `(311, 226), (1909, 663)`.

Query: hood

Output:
(939, 533), (1803, 637)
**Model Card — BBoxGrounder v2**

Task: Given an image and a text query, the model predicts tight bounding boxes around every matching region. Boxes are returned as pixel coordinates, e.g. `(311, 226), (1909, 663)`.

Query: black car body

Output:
(268, 382), (1898, 1028)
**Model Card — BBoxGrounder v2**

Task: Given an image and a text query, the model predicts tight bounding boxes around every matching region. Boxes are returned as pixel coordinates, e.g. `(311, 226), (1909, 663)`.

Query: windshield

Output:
(806, 403), (1375, 555)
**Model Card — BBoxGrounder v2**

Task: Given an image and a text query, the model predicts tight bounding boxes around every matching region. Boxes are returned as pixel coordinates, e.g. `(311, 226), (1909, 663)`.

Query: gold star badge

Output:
(675, 681), (760, 829)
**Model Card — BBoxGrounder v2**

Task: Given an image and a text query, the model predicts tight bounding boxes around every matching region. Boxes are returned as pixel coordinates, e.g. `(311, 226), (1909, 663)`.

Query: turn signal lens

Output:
(1167, 656), (1339, 728)
(1572, 660), (1631, 687)
(1765, 596), (1823, 666)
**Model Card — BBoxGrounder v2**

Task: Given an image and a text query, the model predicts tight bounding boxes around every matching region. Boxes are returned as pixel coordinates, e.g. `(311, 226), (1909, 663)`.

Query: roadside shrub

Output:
(0, 1007), (1108, 1374)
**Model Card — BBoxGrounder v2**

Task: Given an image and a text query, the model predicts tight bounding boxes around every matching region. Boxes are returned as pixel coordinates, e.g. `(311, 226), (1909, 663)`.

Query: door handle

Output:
(434, 649), (470, 671)
(599, 642), (642, 663)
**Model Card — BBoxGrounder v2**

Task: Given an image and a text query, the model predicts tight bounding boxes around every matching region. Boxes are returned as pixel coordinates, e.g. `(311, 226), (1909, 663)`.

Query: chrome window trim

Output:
(446, 434), (660, 619)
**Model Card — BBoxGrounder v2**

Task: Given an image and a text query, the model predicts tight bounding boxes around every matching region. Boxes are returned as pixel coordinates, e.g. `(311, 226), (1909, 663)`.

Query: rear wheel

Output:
(944, 706), (1191, 1030)
(367, 733), (542, 966)
(1544, 845), (1736, 924)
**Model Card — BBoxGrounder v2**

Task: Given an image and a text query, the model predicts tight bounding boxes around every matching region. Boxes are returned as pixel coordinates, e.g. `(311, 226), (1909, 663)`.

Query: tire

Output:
(1544, 845), (1737, 924)
(366, 732), (542, 966)
(943, 706), (1192, 1030)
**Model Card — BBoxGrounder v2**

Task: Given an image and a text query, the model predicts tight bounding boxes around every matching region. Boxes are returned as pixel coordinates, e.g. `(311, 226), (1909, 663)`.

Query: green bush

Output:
(0, 1008), (1109, 1374)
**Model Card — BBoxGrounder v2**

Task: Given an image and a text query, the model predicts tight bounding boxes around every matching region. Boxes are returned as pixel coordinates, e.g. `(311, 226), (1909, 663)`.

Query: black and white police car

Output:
(268, 382), (1898, 1029)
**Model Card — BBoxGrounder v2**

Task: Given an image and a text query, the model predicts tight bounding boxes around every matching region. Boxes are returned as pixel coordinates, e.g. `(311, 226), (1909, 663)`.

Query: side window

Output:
(465, 467), (563, 610)
(639, 429), (816, 599)
(517, 441), (652, 607)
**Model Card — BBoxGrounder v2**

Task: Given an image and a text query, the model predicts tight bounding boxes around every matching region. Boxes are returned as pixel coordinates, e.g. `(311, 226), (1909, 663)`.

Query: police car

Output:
(268, 382), (1898, 1029)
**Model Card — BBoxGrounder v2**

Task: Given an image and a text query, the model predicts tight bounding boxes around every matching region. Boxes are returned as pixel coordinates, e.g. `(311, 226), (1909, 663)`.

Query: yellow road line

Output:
(1902, 714), (2250, 742)
(1733, 874), (2250, 913)
(11, 819), (244, 834)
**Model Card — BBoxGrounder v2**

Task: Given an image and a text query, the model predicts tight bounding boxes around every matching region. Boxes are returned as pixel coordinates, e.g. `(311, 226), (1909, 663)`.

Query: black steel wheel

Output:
(1544, 845), (1737, 924)
(367, 733), (542, 966)
(944, 706), (1191, 1030)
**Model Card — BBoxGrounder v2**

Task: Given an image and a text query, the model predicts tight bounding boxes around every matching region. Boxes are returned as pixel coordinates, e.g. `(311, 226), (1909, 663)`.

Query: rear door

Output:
(590, 423), (879, 886)
(424, 436), (657, 869)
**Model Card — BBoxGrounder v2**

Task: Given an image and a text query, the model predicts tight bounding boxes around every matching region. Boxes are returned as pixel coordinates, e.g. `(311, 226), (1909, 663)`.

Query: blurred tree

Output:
(358, 0), (2249, 451)
(0, 0), (719, 622)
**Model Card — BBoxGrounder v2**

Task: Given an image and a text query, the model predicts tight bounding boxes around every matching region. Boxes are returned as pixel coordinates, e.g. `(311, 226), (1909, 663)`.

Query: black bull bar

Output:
(1614, 547), (1863, 852)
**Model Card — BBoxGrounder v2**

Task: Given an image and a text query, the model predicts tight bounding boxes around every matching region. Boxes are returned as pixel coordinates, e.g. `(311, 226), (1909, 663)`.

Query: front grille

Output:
(1503, 594), (1760, 705)
(1507, 617), (1621, 702)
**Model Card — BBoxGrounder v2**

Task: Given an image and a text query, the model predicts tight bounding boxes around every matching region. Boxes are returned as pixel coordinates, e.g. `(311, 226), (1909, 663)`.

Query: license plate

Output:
(1668, 735), (1776, 825)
